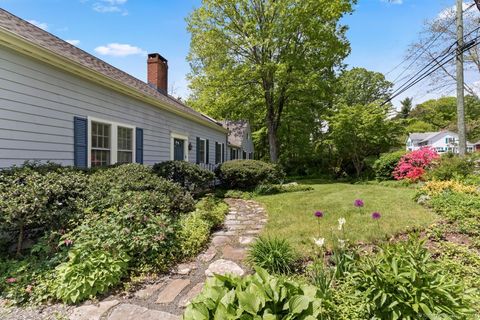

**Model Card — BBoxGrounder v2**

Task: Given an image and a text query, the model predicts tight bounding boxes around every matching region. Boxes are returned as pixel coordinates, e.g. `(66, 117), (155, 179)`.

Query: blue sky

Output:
(0, 0), (475, 108)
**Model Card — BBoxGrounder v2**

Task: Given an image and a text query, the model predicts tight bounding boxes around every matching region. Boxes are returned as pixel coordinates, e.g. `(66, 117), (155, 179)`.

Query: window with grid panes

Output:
(117, 126), (133, 164)
(91, 121), (111, 167)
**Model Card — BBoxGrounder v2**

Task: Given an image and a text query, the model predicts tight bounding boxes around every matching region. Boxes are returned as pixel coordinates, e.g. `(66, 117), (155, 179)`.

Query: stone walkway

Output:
(66, 198), (267, 320)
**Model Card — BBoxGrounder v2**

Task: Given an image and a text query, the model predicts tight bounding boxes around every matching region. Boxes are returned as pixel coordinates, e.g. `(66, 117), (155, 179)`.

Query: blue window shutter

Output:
(74, 116), (88, 168)
(206, 139), (209, 164)
(136, 128), (143, 164)
(196, 137), (200, 164)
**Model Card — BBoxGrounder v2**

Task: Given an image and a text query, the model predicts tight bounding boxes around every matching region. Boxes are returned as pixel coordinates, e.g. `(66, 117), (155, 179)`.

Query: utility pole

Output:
(456, 0), (467, 156)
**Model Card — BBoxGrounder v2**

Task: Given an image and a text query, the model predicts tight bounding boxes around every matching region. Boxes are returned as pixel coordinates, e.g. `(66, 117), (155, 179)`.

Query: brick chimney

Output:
(147, 53), (168, 94)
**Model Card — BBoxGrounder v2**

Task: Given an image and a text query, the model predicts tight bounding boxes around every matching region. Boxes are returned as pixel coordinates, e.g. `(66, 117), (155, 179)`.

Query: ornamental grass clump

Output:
(246, 237), (297, 274)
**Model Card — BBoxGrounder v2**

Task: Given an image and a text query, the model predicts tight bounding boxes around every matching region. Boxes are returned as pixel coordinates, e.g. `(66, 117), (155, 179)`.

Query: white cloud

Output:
(94, 43), (146, 57)
(66, 40), (81, 46)
(27, 20), (48, 30)
(381, 0), (403, 4)
(92, 0), (128, 15)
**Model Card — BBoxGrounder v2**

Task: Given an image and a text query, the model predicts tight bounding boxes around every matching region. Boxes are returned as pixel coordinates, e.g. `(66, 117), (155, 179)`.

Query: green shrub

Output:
(176, 212), (211, 258)
(85, 163), (194, 214)
(152, 161), (215, 195)
(427, 155), (475, 181)
(184, 267), (329, 319)
(246, 237), (297, 274)
(196, 195), (228, 228)
(66, 191), (179, 271)
(254, 183), (314, 195)
(354, 237), (474, 319)
(216, 160), (284, 190)
(54, 248), (129, 303)
(0, 167), (87, 255)
(372, 150), (406, 180)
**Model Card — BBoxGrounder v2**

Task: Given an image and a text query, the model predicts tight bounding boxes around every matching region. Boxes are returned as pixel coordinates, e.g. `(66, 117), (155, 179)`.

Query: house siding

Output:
(0, 46), (226, 168)
(226, 123), (254, 161)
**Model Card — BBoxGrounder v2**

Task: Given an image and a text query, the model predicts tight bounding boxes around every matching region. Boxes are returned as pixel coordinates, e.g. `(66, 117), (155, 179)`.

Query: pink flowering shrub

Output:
(393, 148), (439, 182)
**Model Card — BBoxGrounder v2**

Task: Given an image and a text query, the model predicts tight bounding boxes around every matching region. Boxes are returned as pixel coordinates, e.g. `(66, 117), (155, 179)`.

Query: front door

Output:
(174, 138), (185, 161)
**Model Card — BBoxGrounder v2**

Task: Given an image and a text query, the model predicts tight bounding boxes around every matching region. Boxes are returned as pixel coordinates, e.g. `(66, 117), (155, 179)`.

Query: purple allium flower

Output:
(6, 278), (16, 283)
(372, 212), (381, 220)
(64, 239), (73, 246)
(354, 199), (364, 207)
(314, 211), (324, 218)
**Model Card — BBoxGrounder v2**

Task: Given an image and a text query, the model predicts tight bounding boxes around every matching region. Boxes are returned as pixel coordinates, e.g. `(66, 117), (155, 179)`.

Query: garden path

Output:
(67, 198), (267, 320)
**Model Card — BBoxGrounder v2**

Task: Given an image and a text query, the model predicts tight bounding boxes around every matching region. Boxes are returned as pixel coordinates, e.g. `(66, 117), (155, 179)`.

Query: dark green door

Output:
(174, 138), (185, 161)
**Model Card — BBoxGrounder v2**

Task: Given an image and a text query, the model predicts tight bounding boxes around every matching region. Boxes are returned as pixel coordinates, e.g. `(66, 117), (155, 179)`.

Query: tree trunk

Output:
(16, 222), (24, 257)
(267, 122), (279, 162)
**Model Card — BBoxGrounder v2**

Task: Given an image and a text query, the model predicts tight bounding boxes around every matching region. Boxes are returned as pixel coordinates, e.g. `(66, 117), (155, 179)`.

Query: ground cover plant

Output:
(0, 163), (227, 305)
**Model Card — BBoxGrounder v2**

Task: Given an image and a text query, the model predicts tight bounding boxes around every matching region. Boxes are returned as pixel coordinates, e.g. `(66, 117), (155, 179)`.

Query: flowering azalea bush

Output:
(393, 148), (439, 182)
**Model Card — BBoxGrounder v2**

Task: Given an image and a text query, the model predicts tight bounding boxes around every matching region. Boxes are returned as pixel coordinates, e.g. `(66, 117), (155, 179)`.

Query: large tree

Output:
(187, 0), (355, 162)
(336, 67), (393, 106)
(326, 103), (403, 177)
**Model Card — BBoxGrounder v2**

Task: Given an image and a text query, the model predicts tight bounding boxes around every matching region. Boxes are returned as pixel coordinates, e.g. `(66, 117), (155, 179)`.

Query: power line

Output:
(385, 3), (475, 80)
(382, 23), (480, 106)
(381, 35), (480, 106)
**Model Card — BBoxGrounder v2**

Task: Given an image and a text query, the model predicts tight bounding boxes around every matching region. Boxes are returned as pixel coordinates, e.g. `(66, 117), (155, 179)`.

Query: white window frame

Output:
(198, 138), (207, 164)
(88, 116), (136, 168)
(170, 133), (189, 161)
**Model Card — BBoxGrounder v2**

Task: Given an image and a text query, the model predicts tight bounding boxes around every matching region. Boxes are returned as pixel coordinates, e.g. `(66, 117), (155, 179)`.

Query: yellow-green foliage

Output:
(196, 195), (229, 228)
(176, 211), (211, 258)
(421, 180), (479, 196)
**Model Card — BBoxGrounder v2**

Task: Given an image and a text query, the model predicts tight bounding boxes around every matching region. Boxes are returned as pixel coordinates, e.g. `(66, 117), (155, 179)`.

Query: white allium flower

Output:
(313, 237), (325, 248)
(338, 239), (346, 249)
(338, 217), (346, 230)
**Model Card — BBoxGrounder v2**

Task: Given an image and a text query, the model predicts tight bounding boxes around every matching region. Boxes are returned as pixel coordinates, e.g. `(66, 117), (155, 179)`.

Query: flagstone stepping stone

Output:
(134, 283), (164, 299)
(175, 262), (197, 275)
(222, 245), (246, 261)
(107, 304), (179, 320)
(198, 246), (216, 263)
(212, 235), (231, 246)
(205, 259), (245, 277)
(216, 230), (236, 236)
(156, 279), (191, 304)
(239, 236), (255, 245)
(178, 282), (205, 308)
(70, 300), (119, 320)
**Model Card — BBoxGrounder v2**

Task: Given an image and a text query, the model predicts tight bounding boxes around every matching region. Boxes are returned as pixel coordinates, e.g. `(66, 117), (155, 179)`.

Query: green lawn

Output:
(255, 182), (437, 256)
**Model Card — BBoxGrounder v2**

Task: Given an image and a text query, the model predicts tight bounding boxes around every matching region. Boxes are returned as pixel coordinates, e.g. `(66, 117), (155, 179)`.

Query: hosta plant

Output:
(354, 236), (475, 319)
(183, 267), (329, 319)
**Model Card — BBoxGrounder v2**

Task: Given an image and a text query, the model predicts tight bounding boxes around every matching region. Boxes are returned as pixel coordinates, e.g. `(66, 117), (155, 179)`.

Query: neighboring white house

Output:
(406, 131), (476, 154)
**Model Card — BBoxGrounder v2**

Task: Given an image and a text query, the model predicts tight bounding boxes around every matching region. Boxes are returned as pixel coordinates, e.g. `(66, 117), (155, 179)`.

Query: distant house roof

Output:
(222, 120), (249, 148)
(0, 9), (225, 131)
(409, 131), (475, 145)
(408, 132), (439, 142)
